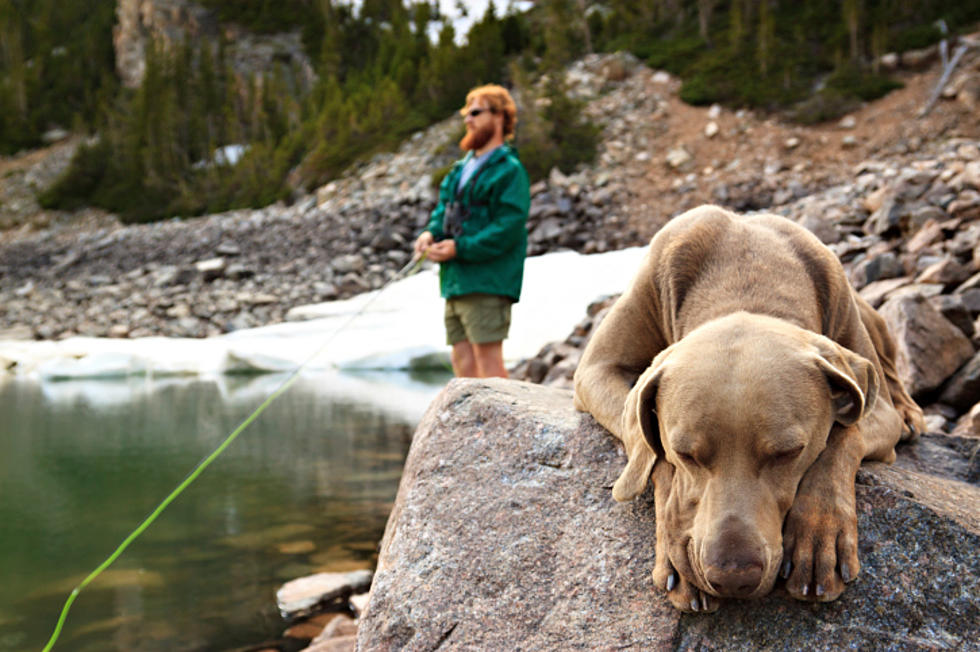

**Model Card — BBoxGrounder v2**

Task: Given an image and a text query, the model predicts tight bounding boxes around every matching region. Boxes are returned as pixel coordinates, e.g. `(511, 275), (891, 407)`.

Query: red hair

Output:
(461, 84), (518, 140)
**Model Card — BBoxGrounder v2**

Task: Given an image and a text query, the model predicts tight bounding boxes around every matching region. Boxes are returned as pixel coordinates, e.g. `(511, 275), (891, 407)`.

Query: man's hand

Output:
(426, 239), (457, 262)
(414, 231), (434, 257)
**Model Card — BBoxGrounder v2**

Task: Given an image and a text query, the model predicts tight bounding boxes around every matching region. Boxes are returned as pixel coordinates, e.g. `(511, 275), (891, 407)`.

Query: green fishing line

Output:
(42, 252), (428, 651)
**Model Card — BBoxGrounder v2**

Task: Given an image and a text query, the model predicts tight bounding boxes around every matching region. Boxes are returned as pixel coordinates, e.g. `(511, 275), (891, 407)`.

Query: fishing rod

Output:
(41, 251), (429, 651)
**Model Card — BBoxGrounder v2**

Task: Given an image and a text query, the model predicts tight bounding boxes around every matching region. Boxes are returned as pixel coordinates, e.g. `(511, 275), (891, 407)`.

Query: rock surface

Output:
(358, 379), (980, 650)
(113, 0), (315, 90)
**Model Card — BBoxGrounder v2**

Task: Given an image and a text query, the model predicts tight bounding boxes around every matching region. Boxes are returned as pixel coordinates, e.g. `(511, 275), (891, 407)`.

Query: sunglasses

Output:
(465, 108), (494, 118)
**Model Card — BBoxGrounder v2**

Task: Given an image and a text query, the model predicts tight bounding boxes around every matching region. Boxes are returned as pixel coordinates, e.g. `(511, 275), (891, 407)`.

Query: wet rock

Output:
(277, 570), (373, 620)
(878, 295), (975, 398)
(358, 379), (980, 651)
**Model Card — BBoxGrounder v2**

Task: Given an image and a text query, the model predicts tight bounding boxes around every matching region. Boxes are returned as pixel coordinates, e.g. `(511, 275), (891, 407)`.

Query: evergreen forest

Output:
(1, 0), (977, 223)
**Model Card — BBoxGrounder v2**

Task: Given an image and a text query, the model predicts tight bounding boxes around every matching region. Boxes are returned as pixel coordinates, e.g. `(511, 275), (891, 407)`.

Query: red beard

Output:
(460, 123), (495, 151)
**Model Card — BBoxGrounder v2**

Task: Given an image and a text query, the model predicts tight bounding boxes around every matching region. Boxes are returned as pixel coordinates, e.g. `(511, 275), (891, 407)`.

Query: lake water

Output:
(0, 370), (449, 651)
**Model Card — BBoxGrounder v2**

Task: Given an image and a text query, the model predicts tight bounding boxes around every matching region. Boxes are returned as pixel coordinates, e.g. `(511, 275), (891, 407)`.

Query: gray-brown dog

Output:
(573, 205), (924, 613)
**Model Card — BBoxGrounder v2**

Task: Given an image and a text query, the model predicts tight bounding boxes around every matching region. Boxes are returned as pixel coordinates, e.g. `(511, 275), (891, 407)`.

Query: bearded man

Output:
(414, 84), (531, 378)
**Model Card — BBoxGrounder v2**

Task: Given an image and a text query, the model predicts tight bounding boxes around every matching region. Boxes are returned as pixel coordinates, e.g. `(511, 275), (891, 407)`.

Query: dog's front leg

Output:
(781, 424), (864, 602)
(651, 461), (722, 613)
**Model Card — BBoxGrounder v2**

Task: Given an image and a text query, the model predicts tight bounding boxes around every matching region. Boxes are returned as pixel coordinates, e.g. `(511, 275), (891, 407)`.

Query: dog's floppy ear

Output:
(811, 338), (879, 426)
(613, 354), (669, 502)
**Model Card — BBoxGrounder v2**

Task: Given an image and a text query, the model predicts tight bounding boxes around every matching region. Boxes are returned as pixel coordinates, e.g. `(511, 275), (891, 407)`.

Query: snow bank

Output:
(1, 247), (646, 381)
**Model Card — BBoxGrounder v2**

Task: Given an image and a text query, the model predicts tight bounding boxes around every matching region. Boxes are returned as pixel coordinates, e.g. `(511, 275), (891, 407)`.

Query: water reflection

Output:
(0, 370), (448, 651)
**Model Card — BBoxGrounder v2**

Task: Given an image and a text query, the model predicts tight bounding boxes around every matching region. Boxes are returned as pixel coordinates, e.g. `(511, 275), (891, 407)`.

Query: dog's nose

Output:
(704, 560), (764, 597)
(703, 522), (767, 597)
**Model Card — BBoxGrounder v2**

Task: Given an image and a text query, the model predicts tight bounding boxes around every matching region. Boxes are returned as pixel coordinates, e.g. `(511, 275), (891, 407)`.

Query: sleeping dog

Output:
(573, 205), (923, 612)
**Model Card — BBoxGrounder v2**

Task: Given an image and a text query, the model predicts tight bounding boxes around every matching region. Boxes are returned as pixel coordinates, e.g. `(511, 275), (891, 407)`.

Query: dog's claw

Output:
(781, 560), (792, 579)
(666, 572), (677, 592)
(801, 583), (809, 596)
(815, 584), (825, 597)
(690, 597), (699, 612)
(840, 563), (853, 583)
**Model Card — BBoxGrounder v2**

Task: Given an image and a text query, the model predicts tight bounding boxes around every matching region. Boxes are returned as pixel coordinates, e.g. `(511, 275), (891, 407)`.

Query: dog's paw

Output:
(653, 560), (721, 613)
(781, 493), (860, 602)
(898, 401), (925, 441)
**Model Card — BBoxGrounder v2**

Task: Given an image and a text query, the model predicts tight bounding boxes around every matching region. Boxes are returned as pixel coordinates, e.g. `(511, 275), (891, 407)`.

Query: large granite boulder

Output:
(358, 379), (979, 650)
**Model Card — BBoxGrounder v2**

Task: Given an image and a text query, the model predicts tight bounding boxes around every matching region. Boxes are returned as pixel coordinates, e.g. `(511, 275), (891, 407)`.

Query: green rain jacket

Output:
(424, 144), (531, 301)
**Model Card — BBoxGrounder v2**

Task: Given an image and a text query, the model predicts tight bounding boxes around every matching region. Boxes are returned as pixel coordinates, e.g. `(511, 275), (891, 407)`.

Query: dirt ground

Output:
(621, 46), (980, 238)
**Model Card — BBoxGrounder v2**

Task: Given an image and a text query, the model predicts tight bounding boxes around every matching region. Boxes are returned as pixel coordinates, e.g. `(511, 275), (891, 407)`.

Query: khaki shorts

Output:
(444, 293), (513, 345)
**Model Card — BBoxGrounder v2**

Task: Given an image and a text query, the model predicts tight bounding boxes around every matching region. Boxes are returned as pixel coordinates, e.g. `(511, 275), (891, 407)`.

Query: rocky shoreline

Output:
(3, 45), (979, 344)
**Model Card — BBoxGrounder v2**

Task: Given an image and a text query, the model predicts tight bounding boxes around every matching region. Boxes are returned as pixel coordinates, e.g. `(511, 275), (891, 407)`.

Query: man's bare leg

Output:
(472, 340), (508, 378)
(451, 341), (479, 377)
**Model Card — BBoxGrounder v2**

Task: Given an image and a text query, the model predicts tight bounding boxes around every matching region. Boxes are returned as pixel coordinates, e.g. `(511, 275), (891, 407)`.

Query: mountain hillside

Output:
(0, 38), (977, 342)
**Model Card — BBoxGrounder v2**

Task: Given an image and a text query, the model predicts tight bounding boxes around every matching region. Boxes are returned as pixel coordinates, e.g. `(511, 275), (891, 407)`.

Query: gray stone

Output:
(216, 241), (241, 256)
(529, 218), (564, 243)
(864, 196), (904, 235)
(332, 254), (366, 274)
(959, 288), (980, 314)
(956, 271), (980, 294)
(905, 218), (944, 253)
(666, 146), (693, 169)
(858, 276), (912, 308)
(224, 262), (254, 280)
(939, 353), (980, 412)
(358, 380), (980, 651)
(152, 265), (195, 287)
(798, 213), (840, 244)
(878, 295), (975, 398)
(916, 257), (972, 286)
(195, 257), (226, 282)
(849, 251), (904, 288)
(369, 228), (404, 251)
(930, 293), (975, 338)
(337, 272), (369, 295)
(949, 190), (980, 218)
(886, 282), (945, 301)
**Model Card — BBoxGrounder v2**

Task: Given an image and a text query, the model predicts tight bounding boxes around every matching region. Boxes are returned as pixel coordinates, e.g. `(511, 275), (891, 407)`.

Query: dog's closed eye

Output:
(767, 445), (804, 465)
(674, 449), (709, 468)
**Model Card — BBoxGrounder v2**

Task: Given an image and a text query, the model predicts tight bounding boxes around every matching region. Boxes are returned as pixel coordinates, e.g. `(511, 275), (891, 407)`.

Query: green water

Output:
(0, 371), (447, 651)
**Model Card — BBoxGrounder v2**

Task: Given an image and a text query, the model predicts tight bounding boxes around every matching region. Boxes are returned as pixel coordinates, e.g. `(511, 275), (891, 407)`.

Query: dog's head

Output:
(615, 312), (878, 599)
